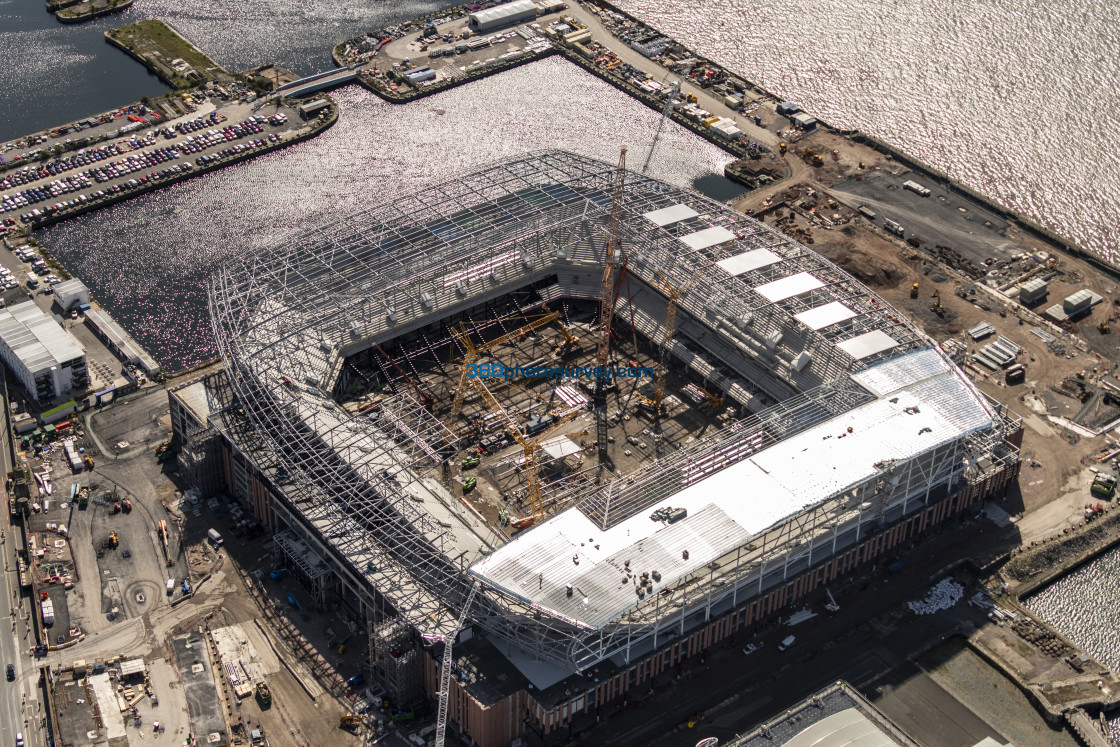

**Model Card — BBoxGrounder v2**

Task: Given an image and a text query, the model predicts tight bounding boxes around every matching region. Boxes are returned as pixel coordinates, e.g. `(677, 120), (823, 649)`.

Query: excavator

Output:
(930, 289), (945, 318)
(554, 321), (580, 357)
(910, 282), (919, 299)
(339, 714), (362, 731)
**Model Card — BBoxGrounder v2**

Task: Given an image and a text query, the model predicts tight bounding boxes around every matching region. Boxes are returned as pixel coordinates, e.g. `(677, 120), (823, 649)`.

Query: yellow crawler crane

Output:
(467, 375), (576, 526)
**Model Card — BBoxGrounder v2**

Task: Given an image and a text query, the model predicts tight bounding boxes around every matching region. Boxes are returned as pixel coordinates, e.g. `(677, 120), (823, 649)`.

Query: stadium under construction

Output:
(170, 150), (1022, 746)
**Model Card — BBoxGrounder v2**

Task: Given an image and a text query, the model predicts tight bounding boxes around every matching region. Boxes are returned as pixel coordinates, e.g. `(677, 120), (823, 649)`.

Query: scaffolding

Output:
(373, 617), (424, 709)
(207, 150), (1019, 673)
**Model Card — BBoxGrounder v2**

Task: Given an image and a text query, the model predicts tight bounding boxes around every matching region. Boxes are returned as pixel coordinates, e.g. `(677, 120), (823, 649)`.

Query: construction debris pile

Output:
(907, 578), (964, 615)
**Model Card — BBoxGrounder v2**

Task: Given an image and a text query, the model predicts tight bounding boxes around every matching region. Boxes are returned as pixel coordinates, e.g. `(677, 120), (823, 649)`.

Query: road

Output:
(1, 392), (40, 747)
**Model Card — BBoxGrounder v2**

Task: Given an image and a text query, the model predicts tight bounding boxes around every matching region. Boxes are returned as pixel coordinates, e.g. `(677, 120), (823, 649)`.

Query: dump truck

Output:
(255, 681), (272, 708)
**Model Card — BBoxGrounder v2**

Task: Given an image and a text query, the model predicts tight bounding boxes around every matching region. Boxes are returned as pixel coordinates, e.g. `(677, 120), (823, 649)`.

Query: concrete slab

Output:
(170, 634), (227, 743)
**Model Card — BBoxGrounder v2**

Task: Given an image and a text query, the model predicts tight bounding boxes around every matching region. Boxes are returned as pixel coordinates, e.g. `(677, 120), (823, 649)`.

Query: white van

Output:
(778, 635), (796, 652)
(166, 578), (175, 594)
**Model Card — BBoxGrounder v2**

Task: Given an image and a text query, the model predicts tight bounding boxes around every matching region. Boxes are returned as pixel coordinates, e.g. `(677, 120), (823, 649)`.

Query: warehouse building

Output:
(175, 151), (1021, 747)
(0, 301), (88, 401)
(468, 0), (537, 32)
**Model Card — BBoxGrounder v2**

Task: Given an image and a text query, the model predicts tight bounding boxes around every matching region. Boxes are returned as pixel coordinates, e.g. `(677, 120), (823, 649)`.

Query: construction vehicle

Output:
(467, 375), (577, 525)
(461, 455), (479, 469)
(123, 499), (132, 513)
(339, 714), (362, 731)
(910, 282), (919, 299)
(450, 308), (560, 415)
(931, 289), (944, 317)
(255, 681), (272, 708)
(106, 532), (118, 549)
(594, 146), (628, 460)
(778, 142), (787, 155)
(1099, 321), (1111, 334)
(159, 520), (175, 566)
(461, 476), (476, 493)
(84, 456), (94, 470)
(554, 321), (580, 357)
(802, 148), (823, 165)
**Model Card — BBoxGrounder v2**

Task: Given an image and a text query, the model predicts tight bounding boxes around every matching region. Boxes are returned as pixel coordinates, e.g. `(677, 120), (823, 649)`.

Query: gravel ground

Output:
(921, 639), (1080, 747)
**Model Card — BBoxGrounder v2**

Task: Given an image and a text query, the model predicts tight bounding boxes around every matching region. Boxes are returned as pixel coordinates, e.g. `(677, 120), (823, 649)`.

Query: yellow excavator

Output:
(339, 714), (362, 731)
(910, 282), (919, 299)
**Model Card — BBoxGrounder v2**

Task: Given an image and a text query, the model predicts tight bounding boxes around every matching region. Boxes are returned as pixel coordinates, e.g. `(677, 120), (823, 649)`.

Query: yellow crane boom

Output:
(467, 375), (577, 523)
(650, 268), (705, 412)
(595, 146), (628, 458)
(451, 309), (560, 415)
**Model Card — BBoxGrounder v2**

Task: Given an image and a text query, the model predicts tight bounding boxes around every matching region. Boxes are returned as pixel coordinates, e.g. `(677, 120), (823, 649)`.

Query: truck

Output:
(777, 634), (795, 652)
(207, 528), (223, 547)
(166, 578), (175, 595)
(255, 681), (272, 708)
(857, 205), (876, 220)
(903, 179), (931, 197)
(884, 219), (905, 237)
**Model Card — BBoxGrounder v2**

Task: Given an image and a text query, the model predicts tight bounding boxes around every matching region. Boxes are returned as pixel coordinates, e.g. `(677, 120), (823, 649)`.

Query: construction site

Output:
(174, 149), (1023, 747)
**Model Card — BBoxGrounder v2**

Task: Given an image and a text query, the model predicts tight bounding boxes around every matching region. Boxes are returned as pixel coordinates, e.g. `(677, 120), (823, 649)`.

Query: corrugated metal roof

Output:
(471, 504), (750, 629)
(783, 708), (894, 747)
(680, 226), (737, 251)
(0, 303), (83, 375)
(469, 0), (536, 27)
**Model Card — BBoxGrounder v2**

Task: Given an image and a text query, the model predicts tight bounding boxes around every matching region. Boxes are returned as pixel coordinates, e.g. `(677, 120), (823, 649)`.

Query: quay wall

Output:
(56, 0), (133, 24)
(349, 48), (561, 105)
(1006, 501), (1120, 601)
(104, 29), (179, 89)
(27, 104), (338, 231)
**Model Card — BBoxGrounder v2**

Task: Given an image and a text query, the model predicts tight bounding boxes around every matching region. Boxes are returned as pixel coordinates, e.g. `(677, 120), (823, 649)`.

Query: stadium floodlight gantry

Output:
(208, 150), (1018, 672)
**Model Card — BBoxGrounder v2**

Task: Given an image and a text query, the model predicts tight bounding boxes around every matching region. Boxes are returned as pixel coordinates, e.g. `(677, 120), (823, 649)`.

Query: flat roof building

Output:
(0, 301), (88, 401)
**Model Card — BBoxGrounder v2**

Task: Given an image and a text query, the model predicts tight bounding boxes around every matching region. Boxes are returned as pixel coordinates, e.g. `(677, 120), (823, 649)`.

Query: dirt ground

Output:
(751, 178), (1120, 543)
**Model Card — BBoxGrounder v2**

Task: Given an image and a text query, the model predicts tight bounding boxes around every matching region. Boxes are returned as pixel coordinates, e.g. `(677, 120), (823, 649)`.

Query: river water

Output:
(1024, 548), (1120, 740)
(36, 61), (735, 369)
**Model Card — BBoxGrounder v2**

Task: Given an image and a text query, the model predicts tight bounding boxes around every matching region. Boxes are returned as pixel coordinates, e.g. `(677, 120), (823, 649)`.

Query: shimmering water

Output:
(617, 0), (1120, 261)
(1024, 547), (1120, 740)
(37, 61), (735, 370)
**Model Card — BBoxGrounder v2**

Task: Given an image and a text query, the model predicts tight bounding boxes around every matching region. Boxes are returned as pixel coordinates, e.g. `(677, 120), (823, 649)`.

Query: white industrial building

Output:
(468, 0), (537, 32)
(52, 279), (90, 311)
(0, 301), (88, 401)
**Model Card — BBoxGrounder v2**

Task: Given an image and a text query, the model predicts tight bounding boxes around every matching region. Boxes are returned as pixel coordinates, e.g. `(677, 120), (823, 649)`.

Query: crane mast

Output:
(595, 146), (627, 461)
(434, 580), (480, 747)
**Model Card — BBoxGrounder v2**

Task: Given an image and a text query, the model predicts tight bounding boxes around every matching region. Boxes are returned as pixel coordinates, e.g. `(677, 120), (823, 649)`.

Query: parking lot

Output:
(0, 100), (304, 229)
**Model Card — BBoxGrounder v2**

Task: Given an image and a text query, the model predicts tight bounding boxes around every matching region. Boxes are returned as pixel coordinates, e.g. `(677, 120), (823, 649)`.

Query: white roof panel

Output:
(643, 204), (698, 227)
(716, 248), (782, 276)
(541, 436), (581, 460)
(680, 226), (737, 251)
(837, 330), (900, 360)
(794, 301), (857, 330)
(755, 272), (825, 302)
